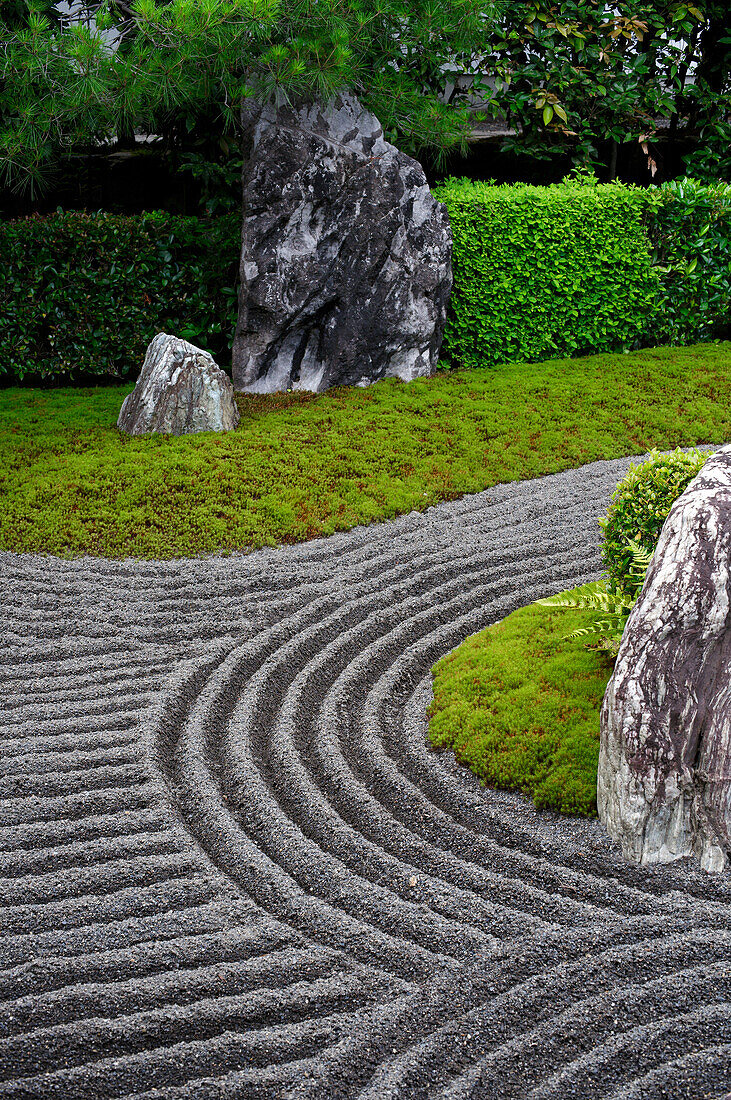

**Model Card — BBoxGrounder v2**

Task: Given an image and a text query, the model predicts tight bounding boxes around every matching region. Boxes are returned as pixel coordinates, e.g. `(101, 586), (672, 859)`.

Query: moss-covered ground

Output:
(1, 341), (730, 559)
(428, 593), (614, 816)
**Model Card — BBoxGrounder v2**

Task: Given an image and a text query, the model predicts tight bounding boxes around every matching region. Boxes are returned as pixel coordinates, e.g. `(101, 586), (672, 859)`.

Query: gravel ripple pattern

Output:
(2, 456), (731, 1099)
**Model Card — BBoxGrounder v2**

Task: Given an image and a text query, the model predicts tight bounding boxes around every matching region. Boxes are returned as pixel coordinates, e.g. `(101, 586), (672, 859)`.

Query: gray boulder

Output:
(118, 333), (240, 436)
(231, 92), (452, 394)
(599, 446), (731, 872)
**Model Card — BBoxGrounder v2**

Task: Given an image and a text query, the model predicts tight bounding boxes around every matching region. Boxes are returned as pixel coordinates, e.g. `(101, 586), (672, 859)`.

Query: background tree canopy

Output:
(0, 0), (728, 204)
(477, 0), (731, 180)
(0, 0), (496, 195)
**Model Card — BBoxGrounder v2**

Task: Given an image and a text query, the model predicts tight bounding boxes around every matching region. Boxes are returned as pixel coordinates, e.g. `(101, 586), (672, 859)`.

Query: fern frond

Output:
(538, 582), (606, 609)
(538, 581), (631, 616)
(538, 533), (655, 659)
(625, 537), (653, 588)
(566, 618), (624, 640)
(627, 537), (652, 570)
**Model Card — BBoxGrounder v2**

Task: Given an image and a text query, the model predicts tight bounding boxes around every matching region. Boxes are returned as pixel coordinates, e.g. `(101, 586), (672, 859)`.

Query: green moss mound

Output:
(1, 341), (731, 559)
(428, 591), (614, 816)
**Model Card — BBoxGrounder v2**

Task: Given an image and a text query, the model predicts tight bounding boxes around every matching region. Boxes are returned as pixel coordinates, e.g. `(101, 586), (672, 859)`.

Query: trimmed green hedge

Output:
(651, 177), (731, 347)
(436, 176), (731, 370)
(1, 178), (729, 383)
(0, 211), (239, 383)
(435, 178), (662, 369)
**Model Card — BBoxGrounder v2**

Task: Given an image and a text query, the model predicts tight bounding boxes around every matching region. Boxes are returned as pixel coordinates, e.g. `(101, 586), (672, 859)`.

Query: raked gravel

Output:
(2, 453), (731, 1099)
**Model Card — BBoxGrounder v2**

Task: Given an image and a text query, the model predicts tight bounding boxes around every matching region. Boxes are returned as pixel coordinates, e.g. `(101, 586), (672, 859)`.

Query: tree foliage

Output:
(0, 0), (58, 27)
(2, 1), (728, 199)
(0, 0), (495, 193)
(479, 1), (731, 179)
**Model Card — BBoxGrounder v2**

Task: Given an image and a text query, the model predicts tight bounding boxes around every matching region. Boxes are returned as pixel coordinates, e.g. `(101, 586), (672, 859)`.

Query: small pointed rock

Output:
(118, 333), (240, 436)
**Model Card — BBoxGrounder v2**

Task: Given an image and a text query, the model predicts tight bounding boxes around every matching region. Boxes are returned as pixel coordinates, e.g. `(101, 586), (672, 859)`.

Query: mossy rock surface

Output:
(428, 591), (614, 816)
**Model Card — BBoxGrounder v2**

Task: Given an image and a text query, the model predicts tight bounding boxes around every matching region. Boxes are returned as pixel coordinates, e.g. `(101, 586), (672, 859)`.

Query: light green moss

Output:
(428, 593), (614, 816)
(1, 341), (730, 559)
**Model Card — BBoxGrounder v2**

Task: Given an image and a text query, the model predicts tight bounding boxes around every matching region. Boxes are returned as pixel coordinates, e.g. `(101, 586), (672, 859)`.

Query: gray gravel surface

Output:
(2, 453), (731, 1099)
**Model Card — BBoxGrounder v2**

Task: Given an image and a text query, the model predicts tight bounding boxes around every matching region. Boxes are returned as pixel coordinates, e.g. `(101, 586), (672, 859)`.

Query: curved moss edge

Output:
(1, 341), (730, 559)
(427, 588), (614, 817)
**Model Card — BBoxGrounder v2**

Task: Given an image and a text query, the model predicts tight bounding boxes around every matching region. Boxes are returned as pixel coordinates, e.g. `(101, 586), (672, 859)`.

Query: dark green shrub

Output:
(434, 177), (662, 370)
(650, 178), (731, 347)
(599, 448), (707, 597)
(0, 211), (240, 383)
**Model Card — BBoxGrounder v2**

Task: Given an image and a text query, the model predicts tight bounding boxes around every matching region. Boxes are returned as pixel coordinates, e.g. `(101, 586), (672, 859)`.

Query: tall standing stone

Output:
(599, 446), (731, 872)
(231, 92), (452, 394)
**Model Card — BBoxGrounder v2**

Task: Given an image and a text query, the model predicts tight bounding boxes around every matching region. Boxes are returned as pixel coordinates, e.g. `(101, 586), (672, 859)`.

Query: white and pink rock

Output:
(599, 446), (731, 872)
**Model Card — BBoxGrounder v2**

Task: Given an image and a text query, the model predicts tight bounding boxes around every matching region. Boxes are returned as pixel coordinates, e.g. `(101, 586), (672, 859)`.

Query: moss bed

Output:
(428, 590), (615, 816)
(1, 341), (730, 559)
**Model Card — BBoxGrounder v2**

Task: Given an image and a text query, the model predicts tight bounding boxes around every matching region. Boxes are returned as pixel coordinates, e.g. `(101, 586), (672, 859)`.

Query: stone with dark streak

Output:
(118, 333), (240, 436)
(599, 446), (731, 872)
(231, 92), (452, 394)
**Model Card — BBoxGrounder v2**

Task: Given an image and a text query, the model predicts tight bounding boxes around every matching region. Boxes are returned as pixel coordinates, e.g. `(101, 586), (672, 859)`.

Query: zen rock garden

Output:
(4, 2), (731, 1088)
(117, 97), (731, 879)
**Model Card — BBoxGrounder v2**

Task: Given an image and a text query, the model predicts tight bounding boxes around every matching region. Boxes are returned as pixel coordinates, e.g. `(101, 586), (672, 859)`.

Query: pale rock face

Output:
(231, 92), (452, 394)
(599, 446), (731, 872)
(118, 334), (240, 436)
